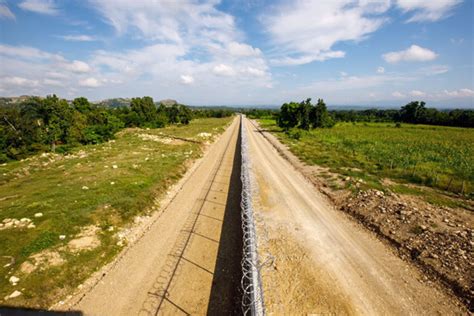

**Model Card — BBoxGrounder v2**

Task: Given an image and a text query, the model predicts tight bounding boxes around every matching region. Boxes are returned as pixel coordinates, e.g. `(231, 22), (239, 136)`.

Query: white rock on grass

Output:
(5, 290), (22, 300)
(112, 165), (118, 169)
(9, 276), (19, 285)
(59, 235), (66, 240)
(82, 186), (89, 190)
(27, 223), (36, 229)
(34, 213), (43, 218)
(110, 182), (115, 185)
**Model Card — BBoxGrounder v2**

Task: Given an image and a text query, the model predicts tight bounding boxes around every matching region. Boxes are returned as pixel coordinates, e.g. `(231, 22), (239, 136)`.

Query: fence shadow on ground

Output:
(206, 122), (243, 316)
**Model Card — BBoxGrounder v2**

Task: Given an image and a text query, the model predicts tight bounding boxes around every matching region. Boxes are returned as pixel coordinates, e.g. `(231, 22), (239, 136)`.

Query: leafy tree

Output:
(399, 101), (426, 124)
(312, 98), (334, 128)
(298, 98), (312, 130)
(178, 105), (192, 125)
(166, 104), (180, 124)
(72, 97), (93, 114)
(277, 102), (300, 130)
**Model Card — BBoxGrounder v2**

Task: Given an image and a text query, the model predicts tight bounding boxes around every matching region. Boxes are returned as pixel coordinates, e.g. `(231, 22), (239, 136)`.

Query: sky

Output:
(0, 0), (473, 108)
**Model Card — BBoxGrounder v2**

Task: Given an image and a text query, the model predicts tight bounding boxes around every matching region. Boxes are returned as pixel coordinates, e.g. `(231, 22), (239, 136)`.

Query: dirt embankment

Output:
(249, 119), (472, 312)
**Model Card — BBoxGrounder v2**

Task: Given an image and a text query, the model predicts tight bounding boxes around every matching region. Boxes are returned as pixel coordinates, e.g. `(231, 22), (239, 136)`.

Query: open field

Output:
(259, 119), (474, 207)
(0, 117), (232, 307)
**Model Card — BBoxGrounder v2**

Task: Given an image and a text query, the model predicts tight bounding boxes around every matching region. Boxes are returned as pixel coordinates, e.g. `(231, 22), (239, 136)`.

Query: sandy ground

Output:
(57, 117), (241, 315)
(243, 117), (465, 315)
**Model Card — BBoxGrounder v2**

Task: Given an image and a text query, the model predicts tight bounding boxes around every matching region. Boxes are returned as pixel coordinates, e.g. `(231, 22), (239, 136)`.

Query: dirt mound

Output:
(341, 189), (474, 309)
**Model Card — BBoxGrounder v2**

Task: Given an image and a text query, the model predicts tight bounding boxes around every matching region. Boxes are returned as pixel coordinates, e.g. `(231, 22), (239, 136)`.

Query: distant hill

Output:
(96, 98), (131, 108)
(0, 96), (39, 107)
(158, 99), (178, 107)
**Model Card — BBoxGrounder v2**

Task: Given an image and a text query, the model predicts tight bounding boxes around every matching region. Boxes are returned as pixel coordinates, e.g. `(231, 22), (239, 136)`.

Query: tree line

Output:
(265, 99), (474, 130)
(331, 101), (474, 127)
(0, 95), (227, 162)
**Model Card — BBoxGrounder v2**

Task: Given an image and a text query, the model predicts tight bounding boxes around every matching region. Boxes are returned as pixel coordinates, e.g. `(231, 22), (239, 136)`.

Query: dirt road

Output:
(59, 117), (242, 315)
(243, 117), (464, 315)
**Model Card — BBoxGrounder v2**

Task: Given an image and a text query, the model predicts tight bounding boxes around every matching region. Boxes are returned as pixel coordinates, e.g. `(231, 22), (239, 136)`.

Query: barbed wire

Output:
(240, 115), (265, 316)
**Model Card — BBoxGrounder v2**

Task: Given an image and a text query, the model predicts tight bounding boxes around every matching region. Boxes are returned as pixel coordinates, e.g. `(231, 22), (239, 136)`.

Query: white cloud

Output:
(263, 0), (389, 66)
(442, 88), (474, 97)
(396, 0), (462, 22)
(271, 51), (345, 66)
(0, 44), (59, 60)
(43, 78), (63, 87)
(410, 90), (426, 97)
(340, 71), (348, 77)
(383, 45), (437, 63)
(1, 76), (40, 88)
(18, 0), (59, 15)
(63, 60), (91, 73)
(377, 66), (385, 74)
(59, 35), (96, 42)
(212, 64), (236, 76)
(0, 1), (15, 19)
(243, 67), (266, 77)
(79, 77), (101, 88)
(450, 38), (464, 45)
(180, 75), (194, 85)
(392, 91), (405, 98)
(88, 0), (238, 45)
(227, 42), (261, 57)
(421, 65), (449, 75)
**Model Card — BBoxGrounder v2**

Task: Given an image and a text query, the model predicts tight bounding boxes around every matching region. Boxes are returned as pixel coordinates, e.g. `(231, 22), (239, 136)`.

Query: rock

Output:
(443, 218), (449, 223)
(4, 222), (13, 228)
(112, 165), (118, 169)
(7, 290), (22, 299)
(420, 225), (428, 231)
(82, 186), (89, 190)
(9, 276), (19, 285)
(110, 182), (115, 185)
(430, 253), (439, 259)
(20, 218), (30, 223)
(27, 223), (36, 229)
(34, 213), (43, 218)
(59, 235), (66, 240)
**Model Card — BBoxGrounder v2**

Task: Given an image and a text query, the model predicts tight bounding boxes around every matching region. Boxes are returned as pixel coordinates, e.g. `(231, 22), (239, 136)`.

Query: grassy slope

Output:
(0, 117), (232, 307)
(259, 119), (474, 208)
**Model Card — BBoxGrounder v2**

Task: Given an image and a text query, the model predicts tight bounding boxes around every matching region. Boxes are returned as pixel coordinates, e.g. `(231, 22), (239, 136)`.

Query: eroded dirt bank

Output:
(244, 117), (466, 315)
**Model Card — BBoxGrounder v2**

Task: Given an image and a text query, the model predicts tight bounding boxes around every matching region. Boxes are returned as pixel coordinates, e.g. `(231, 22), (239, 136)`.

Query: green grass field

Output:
(259, 119), (474, 206)
(0, 117), (232, 307)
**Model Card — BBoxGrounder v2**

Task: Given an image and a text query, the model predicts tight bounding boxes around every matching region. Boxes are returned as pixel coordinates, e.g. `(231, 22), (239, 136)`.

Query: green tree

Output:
(399, 101), (426, 124)
(298, 98), (312, 130)
(310, 98), (334, 128)
(178, 105), (192, 125)
(277, 102), (300, 130)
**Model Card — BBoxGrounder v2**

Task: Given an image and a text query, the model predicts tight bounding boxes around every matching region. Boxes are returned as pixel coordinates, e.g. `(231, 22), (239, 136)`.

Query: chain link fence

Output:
(240, 115), (265, 316)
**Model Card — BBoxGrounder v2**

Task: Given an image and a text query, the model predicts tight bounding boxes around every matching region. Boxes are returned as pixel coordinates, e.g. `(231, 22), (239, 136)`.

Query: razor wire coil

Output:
(240, 115), (265, 316)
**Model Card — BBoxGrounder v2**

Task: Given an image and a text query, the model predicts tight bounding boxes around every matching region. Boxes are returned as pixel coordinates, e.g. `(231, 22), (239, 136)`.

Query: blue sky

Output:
(0, 0), (472, 107)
